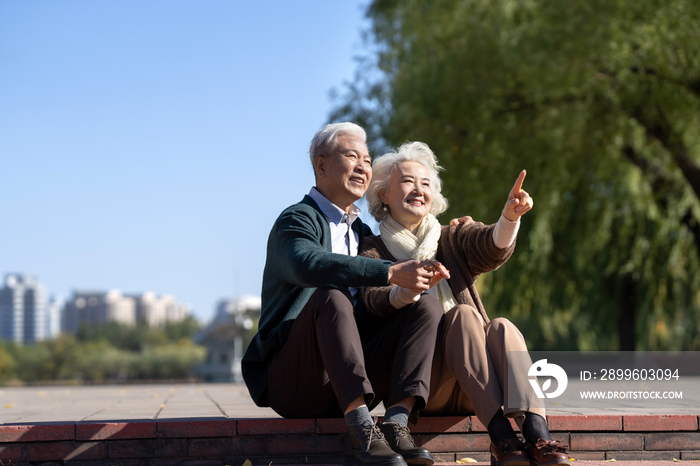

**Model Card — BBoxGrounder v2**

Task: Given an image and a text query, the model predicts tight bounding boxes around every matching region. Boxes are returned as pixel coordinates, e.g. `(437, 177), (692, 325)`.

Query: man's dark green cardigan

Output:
(241, 195), (392, 407)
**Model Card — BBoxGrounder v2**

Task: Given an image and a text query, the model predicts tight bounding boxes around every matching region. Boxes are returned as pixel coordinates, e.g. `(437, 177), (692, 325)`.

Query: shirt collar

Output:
(308, 187), (361, 226)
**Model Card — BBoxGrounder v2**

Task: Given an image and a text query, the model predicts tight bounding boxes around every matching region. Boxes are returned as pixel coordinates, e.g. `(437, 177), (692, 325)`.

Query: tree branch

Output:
(628, 66), (700, 100)
(628, 106), (700, 201)
(622, 145), (700, 267)
(622, 145), (676, 211)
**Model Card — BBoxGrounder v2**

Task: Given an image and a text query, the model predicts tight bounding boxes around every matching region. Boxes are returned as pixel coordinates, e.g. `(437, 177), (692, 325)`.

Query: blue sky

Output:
(0, 1), (372, 322)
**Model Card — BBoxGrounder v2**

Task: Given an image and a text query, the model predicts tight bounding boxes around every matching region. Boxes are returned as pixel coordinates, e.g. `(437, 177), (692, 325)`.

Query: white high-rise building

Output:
(129, 292), (190, 327)
(63, 290), (136, 334)
(46, 295), (64, 339)
(0, 274), (47, 344)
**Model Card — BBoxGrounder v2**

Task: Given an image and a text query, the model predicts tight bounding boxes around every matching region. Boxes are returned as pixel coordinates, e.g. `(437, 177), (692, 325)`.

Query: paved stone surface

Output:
(0, 380), (698, 424)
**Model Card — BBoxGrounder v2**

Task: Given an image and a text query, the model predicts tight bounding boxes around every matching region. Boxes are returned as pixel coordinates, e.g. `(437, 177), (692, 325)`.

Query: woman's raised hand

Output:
(503, 169), (533, 221)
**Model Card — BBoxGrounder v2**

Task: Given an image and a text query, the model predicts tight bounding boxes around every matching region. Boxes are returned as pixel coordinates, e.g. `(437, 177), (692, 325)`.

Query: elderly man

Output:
(242, 123), (443, 466)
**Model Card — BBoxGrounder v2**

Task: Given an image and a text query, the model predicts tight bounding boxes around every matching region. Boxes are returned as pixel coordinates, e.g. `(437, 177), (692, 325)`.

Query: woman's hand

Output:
(502, 169), (533, 221)
(423, 260), (450, 290)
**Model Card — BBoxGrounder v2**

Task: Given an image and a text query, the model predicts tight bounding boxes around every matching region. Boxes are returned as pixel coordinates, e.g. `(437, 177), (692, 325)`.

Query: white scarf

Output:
(380, 213), (457, 312)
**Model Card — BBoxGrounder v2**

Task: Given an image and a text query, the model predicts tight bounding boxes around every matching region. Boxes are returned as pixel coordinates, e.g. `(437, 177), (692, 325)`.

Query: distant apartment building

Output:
(45, 295), (64, 339)
(128, 292), (190, 327)
(63, 290), (137, 334)
(0, 273), (47, 344)
(63, 290), (190, 333)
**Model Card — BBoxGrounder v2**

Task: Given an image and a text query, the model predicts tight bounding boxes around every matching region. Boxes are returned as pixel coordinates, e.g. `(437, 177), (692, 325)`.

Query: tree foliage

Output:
(333, 0), (700, 350)
(76, 316), (201, 352)
(0, 318), (205, 384)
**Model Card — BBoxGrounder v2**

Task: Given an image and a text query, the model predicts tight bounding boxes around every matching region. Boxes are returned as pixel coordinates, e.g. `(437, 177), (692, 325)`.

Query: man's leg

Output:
(266, 288), (373, 418)
(363, 294), (443, 466)
(267, 288), (405, 465)
(363, 294), (443, 411)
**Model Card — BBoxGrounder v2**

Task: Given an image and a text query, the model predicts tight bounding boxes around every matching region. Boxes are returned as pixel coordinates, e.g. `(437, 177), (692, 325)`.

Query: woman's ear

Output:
(379, 191), (387, 205)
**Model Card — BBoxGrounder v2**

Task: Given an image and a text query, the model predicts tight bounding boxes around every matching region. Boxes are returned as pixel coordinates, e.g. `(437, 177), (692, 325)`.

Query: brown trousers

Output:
(423, 304), (545, 427)
(266, 288), (443, 418)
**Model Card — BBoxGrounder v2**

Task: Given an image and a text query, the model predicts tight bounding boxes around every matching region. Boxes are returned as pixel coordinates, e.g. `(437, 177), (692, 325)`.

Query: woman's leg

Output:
(484, 317), (546, 421)
(485, 318), (568, 465)
(429, 306), (528, 465)
(439, 305), (505, 423)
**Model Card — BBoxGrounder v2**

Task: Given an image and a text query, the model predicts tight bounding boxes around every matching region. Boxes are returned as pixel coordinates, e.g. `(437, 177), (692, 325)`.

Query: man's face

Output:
(314, 134), (372, 212)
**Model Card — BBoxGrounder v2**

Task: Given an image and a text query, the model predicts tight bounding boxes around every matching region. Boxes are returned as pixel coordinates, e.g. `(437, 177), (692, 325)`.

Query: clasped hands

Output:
(387, 258), (450, 293)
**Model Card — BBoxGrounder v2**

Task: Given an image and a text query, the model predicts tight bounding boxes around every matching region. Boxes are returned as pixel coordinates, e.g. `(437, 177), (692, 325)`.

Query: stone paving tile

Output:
(85, 411), (159, 421)
(2, 382), (699, 424)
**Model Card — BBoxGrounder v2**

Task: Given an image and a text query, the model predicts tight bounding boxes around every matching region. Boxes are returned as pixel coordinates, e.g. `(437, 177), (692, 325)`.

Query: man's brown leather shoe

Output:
(526, 438), (570, 466)
(346, 423), (407, 466)
(379, 420), (434, 466)
(489, 437), (530, 466)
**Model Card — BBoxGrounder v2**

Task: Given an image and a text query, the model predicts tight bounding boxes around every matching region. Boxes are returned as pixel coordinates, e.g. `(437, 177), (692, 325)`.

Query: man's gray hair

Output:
(309, 122), (367, 166)
(367, 141), (449, 222)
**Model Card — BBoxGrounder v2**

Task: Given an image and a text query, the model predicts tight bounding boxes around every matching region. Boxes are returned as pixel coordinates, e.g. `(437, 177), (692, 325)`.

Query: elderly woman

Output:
(358, 142), (569, 466)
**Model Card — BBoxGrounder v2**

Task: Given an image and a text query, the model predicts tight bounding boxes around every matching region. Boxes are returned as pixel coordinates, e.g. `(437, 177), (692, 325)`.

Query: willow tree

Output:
(332, 0), (700, 350)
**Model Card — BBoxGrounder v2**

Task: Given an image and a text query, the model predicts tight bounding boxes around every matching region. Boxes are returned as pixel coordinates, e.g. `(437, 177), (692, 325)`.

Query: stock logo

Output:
(528, 359), (568, 399)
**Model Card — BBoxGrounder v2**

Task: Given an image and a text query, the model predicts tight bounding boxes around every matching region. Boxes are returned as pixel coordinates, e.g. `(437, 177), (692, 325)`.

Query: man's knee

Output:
(310, 287), (354, 317)
(413, 293), (445, 322)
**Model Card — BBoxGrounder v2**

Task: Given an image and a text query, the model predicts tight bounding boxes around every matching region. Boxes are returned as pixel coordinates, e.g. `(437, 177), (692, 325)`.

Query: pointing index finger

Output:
(510, 169), (527, 196)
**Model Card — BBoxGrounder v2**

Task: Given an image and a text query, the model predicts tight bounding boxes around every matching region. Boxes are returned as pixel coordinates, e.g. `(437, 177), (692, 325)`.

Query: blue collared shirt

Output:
(308, 187), (361, 257)
(308, 187), (362, 299)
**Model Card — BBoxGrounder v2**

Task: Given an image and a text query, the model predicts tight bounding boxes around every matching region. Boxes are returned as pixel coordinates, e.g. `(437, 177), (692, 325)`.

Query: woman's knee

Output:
(448, 304), (485, 327)
(486, 317), (527, 345)
(487, 317), (517, 334)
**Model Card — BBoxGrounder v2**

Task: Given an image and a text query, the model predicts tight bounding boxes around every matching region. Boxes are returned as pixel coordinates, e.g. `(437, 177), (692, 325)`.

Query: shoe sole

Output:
(529, 459), (570, 466)
(344, 456), (408, 466)
(403, 452), (435, 466)
(491, 456), (530, 466)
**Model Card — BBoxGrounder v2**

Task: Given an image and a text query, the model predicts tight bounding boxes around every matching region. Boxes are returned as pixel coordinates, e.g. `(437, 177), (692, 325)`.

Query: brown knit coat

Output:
(359, 217), (516, 323)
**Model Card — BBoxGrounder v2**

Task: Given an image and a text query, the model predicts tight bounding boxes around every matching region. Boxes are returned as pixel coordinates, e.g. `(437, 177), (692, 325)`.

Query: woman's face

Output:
(381, 161), (433, 233)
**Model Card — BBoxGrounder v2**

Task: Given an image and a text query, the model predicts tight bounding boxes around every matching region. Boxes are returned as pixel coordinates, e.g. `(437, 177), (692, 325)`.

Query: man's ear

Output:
(313, 156), (325, 179)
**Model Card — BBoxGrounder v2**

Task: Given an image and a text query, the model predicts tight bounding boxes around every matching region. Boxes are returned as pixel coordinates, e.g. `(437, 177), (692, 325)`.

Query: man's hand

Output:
(502, 169), (533, 221)
(388, 259), (450, 293)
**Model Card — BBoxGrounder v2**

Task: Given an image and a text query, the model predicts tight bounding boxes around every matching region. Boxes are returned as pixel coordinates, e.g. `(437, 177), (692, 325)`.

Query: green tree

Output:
(164, 316), (202, 341)
(0, 316), (205, 385)
(0, 341), (17, 383)
(77, 317), (201, 352)
(333, 0), (700, 350)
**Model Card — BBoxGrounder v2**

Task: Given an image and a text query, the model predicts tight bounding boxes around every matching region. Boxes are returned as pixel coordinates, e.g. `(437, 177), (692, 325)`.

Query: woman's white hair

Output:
(309, 122), (367, 167)
(367, 141), (449, 222)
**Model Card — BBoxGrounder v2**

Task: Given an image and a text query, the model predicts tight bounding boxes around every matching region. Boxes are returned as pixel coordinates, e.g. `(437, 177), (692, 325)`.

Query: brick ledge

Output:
(0, 415), (698, 464)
